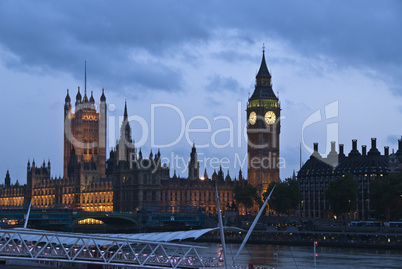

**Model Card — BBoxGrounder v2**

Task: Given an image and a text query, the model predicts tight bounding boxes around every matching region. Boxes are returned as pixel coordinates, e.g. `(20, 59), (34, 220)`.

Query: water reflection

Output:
(196, 242), (402, 269)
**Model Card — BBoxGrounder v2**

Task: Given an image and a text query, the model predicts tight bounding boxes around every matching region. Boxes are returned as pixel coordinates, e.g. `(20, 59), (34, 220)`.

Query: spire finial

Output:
(100, 88), (106, 102)
(262, 43), (265, 54)
(124, 99), (128, 120)
(84, 60), (87, 92)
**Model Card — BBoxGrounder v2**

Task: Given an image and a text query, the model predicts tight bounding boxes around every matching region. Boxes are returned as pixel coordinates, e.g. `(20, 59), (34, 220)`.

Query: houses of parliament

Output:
(0, 51), (281, 215)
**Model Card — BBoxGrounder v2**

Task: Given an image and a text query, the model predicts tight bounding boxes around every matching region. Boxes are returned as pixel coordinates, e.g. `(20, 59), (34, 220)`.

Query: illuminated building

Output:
(1, 52), (282, 215)
(246, 48), (280, 196)
(0, 171), (25, 207)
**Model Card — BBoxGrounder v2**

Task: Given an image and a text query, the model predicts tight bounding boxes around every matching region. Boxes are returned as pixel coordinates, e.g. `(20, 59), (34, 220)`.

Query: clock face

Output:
(265, 111), (276, 124)
(249, 111), (257, 125)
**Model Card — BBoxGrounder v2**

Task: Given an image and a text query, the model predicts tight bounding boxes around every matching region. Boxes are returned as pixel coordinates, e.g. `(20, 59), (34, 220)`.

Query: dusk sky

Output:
(1, 0), (401, 184)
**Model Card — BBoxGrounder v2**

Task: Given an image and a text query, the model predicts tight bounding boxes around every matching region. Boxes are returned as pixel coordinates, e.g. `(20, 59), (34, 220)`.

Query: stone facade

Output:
(298, 139), (392, 220)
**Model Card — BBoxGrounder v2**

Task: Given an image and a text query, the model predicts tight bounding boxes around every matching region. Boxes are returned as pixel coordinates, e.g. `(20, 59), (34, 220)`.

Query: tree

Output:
(264, 178), (300, 215)
(325, 173), (359, 218)
(370, 172), (402, 220)
(233, 184), (260, 212)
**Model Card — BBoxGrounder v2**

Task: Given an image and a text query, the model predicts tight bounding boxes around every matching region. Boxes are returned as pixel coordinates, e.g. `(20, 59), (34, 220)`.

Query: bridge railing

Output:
(0, 229), (216, 268)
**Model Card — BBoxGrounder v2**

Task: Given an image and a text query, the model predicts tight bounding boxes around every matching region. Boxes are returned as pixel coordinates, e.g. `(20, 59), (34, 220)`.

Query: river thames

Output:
(195, 242), (402, 269)
(1, 242), (401, 268)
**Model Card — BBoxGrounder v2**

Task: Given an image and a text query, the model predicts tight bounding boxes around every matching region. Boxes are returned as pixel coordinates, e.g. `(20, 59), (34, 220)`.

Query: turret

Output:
(82, 89), (89, 103)
(75, 86), (82, 105)
(4, 170), (10, 188)
(212, 170), (218, 181)
(65, 89), (71, 104)
(188, 144), (199, 180)
(217, 165), (224, 181)
(204, 168), (208, 180)
(225, 170), (231, 183)
(100, 88), (106, 102)
(89, 90), (95, 104)
(98, 88), (107, 178)
(64, 89), (72, 118)
(238, 169), (244, 185)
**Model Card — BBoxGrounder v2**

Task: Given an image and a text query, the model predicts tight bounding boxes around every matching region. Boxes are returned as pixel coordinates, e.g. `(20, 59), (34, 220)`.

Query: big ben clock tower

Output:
(247, 48), (280, 195)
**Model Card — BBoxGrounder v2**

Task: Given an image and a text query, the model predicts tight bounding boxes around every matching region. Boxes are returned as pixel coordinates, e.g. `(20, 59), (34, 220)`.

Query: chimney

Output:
(368, 138), (380, 156)
(396, 138), (402, 156)
(331, 141), (336, 151)
(314, 143), (318, 152)
(312, 143), (322, 159)
(384, 146), (389, 156)
(349, 139), (361, 157)
(339, 144), (344, 155)
(352, 139), (357, 151)
(371, 138), (377, 149)
(362, 145), (367, 156)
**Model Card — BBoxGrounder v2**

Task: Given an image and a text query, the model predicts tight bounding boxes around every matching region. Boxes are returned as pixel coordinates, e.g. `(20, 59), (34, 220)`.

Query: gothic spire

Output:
(83, 89), (88, 103)
(85, 60), (87, 93)
(89, 90), (95, 104)
(124, 100), (128, 121)
(100, 88), (106, 102)
(256, 45), (271, 79)
(249, 47), (278, 101)
(76, 86), (82, 103)
(65, 89), (71, 103)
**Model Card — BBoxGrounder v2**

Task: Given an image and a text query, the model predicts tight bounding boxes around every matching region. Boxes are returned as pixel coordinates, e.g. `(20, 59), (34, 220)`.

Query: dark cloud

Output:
(1, 0), (401, 94)
(0, 0), (208, 93)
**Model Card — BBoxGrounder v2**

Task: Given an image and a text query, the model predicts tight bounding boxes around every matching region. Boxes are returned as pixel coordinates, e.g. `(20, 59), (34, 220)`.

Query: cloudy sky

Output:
(0, 0), (401, 184)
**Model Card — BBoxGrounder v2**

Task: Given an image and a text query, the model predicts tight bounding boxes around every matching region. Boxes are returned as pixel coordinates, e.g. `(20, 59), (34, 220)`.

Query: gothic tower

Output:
(116, 100), (135, 163)
(188, 144), (199, 180)
(63, 63), (107, 179)
(247, 49), (280, 195)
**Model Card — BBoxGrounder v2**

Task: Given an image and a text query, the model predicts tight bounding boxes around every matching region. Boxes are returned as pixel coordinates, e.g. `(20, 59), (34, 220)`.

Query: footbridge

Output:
(0, 228), (221, 268)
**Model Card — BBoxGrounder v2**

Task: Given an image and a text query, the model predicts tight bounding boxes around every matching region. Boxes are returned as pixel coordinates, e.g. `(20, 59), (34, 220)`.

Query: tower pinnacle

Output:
(249, 49), (277, 101)
(256, 47), (271, 79)
(124, 100), (128, 121)
(85, 60), (87, 93)
(100, 88), (106, 102)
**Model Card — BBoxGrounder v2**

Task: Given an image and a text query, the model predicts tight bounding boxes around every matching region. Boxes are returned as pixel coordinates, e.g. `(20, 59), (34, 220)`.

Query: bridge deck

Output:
(0, 228), (219, 268)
